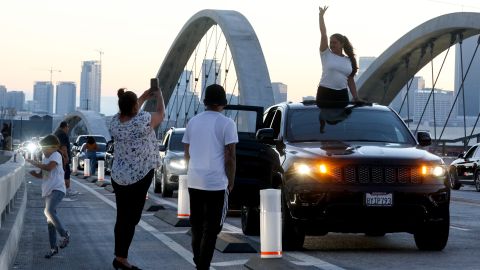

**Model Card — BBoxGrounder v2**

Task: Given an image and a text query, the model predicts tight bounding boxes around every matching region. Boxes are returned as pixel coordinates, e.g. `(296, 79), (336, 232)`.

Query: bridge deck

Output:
(13, 166), (199, 270)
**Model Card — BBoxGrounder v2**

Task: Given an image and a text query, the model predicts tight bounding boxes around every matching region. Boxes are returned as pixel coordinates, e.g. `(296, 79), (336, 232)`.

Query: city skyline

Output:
(1, 0), (480, 104)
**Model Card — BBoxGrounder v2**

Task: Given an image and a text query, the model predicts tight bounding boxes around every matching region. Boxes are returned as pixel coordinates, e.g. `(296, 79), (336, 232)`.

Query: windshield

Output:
(169, 133), (185, 151)
(286, 107), (416, 144)
(78, 136), (106, 145)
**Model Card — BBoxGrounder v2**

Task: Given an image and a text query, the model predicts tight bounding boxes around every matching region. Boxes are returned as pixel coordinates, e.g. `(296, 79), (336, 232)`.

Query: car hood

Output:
(286, 141), (442, 164)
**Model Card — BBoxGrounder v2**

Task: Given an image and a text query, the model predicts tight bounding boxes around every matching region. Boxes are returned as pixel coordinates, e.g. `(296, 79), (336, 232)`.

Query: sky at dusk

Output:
(1, 0), (480, 115)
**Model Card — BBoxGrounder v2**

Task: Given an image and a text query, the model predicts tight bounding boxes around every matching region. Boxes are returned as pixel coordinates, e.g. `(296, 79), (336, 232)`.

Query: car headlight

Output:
(421, 165), (446, 177)
(293, 162), (329, 175)
(27, 143), (37, 153)
(169, 159), (187, 170)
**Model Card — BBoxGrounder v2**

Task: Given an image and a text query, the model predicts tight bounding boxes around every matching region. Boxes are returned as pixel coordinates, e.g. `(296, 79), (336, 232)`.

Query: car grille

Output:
(331, 166), (422, 184)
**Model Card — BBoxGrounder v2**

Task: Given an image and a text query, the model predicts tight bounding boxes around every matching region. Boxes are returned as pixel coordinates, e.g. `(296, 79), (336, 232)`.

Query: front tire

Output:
(161, 168), (174, 197)
(475, 172), (480, 192)
(153, 170), (162, 193)
(281, 192), (305, 251)
(414, 209), (449, 251)
(449, 168), (461, 190)
(241, 205), (260, 236)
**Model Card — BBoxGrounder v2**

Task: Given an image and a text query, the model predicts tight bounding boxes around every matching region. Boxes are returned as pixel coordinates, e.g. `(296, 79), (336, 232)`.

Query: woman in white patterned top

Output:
(108, 86), (164, 270)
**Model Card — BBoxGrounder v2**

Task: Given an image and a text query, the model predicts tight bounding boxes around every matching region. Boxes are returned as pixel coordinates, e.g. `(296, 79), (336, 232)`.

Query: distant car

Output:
(76, 142), (107, 170)
(449, 143), (480, 191)
(72, 135), (107, 157)
(154, 127), (186, 197)
(104, 140), (114, 175)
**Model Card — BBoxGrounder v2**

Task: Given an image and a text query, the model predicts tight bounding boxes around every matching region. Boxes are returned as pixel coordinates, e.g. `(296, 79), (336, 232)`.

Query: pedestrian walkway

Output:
(12, 166), (198, 270)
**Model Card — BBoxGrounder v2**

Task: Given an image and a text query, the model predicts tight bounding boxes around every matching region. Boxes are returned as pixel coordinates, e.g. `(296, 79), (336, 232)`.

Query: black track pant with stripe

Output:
(188, 188), (228, 270)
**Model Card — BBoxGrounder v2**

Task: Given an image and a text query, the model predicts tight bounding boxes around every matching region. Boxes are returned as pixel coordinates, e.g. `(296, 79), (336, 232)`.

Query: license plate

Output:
(365, 192), (393, 207)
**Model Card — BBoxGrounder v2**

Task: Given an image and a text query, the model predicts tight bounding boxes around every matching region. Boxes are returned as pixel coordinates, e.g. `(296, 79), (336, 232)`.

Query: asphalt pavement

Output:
(11, 166), (200, 270)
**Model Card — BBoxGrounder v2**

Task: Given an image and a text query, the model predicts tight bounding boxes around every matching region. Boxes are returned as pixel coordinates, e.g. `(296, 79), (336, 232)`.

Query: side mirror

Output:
(256, 128), (275, 144)
(458, 151), (465, 158)
(417, 131), (431, 146)
(159, 144), (166, 152)
(73, 142), (78, 147)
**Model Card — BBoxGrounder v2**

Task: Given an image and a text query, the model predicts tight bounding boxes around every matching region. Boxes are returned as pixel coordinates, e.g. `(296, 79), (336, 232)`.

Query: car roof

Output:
(280, 100), (392, 112)
(170, 127), (185, 134)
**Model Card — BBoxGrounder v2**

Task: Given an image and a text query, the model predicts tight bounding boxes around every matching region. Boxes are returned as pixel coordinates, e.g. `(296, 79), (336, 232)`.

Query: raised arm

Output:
(319, 6), (329, 52)
(138, 88), (165, 128)
(150, 89), (165, 128)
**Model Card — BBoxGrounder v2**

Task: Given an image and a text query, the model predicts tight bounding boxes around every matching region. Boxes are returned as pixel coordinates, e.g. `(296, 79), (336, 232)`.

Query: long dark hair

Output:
(331, 33), (358, 77)
(117, 88), (138, 117)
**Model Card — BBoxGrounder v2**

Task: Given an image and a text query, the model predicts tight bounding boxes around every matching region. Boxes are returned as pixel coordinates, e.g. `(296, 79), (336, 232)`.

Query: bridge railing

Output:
(0, 151), (26, 270)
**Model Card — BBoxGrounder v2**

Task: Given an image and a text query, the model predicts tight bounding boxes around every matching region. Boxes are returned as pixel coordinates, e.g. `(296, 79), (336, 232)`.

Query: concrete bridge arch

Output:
(64, 110), (111, 141)
(145, 9), (275, 112)
(358, 12), (480, 104)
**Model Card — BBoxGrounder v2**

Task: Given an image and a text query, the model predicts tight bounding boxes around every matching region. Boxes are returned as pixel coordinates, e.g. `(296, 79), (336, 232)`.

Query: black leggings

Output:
(316, 85), (349, 108)
(112, 169), (154, 258)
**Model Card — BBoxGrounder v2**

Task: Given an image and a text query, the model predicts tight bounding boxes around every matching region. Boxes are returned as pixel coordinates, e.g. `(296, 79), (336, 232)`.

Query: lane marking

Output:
(288, 252), (346, 270)
(149, 191), (345, 270)
(211, 259), (249, 266)
(450, 225), (471, 231)
(148, 193), (244, 234)
(71, 178), (215, 269)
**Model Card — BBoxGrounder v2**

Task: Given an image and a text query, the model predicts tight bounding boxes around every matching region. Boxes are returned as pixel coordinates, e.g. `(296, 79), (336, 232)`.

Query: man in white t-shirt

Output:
(182, 84), (238, 270)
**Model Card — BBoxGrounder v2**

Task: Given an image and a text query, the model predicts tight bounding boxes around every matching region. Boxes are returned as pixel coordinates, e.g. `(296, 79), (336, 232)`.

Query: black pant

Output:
(112, 169), (154, 258)
(316, 85), (349, 108)
(189, 188), (228, 270)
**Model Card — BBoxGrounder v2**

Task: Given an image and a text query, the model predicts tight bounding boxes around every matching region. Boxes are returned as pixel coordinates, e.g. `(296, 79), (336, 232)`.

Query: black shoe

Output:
(45, 246), (58, 259)
(112, 258), (141, 270)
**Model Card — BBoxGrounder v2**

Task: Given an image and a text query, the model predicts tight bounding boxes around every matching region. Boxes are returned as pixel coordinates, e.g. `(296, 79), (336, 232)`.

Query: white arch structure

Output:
(358, 12), (480, 104)
(64, 110), (111, 141)
(145, 9), (275, 111)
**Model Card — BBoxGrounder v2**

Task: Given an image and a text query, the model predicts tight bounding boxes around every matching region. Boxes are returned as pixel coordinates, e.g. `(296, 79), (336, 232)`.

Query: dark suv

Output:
(253, 101), (450, 251)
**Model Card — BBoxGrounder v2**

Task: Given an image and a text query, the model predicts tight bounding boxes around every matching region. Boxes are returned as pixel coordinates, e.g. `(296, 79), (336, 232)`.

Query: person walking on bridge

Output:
(27, 135), (70, 259)
(109, 85), (165, 270)
(182, 84), (238, 270)
(316, 5), (359, 108)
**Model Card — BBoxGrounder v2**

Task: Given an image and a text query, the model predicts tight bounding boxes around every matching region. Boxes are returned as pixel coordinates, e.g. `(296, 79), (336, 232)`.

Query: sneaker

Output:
(69, 190), (80, 196)
(59, 231), (70, 249)
(44, 246), (58, 259)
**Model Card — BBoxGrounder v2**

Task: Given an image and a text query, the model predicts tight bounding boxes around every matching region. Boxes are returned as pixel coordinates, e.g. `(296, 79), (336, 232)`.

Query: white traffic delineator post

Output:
(260, 189), (282, 258)
(84, 158), (90, 177)
(72, 156), (78, 174)
(177, 175), (190, 219)
(97, 160), (104, 180)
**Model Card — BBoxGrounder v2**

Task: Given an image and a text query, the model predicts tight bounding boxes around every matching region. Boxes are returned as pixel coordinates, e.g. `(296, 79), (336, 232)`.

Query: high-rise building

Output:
(56, 81), (76, 115)
(357, 56), (377, 79)
(455, 35), (480, 117)
(6, 91), (25, 111)
(33, 81), (54, 114)
(201, 59), (222, 95)
(271, 82), (288, 103)
(80, 60), (101, 112)
(0, 85), (6, 109)
(413, 88), (453, 125)
(390, 76), (425, 120)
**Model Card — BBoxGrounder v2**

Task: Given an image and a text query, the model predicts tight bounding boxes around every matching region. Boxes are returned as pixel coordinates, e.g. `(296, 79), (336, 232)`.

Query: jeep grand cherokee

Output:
(253, 101), (450, 251)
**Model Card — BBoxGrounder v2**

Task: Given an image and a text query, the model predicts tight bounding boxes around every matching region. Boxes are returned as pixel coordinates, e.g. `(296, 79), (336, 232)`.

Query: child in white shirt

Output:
(27, 134), (70, 259)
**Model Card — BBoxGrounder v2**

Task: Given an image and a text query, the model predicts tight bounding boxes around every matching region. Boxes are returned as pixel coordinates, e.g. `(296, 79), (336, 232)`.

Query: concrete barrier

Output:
(0, 151), (26, 270)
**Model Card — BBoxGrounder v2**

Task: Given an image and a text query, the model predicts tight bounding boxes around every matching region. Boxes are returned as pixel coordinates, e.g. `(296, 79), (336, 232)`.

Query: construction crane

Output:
(47, 67), (61, 86)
